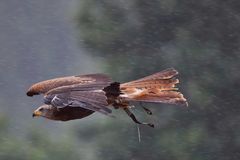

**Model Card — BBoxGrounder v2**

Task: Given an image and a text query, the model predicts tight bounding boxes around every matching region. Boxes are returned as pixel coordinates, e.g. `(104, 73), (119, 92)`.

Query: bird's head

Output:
(32, 105), (56, 119)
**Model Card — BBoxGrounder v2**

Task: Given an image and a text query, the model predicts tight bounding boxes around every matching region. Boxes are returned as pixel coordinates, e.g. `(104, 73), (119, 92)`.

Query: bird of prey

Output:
(27, 68), (187, 127)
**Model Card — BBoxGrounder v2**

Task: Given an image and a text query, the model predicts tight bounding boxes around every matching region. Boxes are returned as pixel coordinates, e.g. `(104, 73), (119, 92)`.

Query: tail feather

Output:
(128, 90), (188, 106)
(122, 68), (178, 85)
(120, 68), (188, 106)
(129, 94), (188, 106)
(121, 78), (179, 89)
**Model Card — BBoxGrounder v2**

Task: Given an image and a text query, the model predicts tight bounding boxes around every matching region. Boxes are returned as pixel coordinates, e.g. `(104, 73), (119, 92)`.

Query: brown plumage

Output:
(33, 105), (94, 121)
(27, 74), (111, 96)
(28, 68), (188, 127)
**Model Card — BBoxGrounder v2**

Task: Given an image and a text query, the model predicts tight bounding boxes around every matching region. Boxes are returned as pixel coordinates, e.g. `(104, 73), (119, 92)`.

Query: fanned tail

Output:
(120, 68), (188, 106)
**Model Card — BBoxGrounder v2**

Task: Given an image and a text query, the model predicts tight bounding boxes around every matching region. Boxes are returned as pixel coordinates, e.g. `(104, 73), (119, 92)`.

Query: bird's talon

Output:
(148, 123), (154, 128)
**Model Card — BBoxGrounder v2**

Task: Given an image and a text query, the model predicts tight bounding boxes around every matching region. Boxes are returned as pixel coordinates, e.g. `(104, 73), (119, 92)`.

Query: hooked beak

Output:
(32, 110), (42, 117)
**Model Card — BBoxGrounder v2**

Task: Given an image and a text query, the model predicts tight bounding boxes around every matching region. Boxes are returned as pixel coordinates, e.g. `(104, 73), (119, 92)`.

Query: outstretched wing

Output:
(45, 82), (109, 96)
(44, 88), (112, 115)
(26, 74), (111, 96)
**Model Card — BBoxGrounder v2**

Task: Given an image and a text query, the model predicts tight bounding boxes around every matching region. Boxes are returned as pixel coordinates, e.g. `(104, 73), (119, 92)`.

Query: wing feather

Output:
(27, 74), (111, 96)
(45, 82), (109, 96)
(45, 90), (112, 115)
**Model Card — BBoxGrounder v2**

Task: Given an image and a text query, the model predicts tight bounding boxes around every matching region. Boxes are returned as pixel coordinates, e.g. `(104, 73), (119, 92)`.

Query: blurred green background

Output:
(0, 0), (240, 160)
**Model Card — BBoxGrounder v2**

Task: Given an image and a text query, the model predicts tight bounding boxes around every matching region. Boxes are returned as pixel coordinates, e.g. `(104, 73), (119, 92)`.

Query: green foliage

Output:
(0, 115), (81, 160)
(75, 0), (240, 160)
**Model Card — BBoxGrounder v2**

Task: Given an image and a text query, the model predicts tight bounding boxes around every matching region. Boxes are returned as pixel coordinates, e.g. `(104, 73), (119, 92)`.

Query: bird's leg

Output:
(123, 107), (154, 128)
(139, 102), (153, 115)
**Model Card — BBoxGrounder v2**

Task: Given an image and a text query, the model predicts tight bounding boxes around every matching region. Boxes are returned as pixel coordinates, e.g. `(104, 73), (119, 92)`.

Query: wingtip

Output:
(26, 91), (33, 97)
(26, 90), (39, 97)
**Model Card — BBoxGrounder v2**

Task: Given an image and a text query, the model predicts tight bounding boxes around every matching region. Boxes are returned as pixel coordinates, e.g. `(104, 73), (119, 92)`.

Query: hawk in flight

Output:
(27, 68), (187, 127)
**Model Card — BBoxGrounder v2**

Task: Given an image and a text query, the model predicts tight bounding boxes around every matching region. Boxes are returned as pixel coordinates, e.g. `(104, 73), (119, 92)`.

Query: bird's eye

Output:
(39, 108), (43, 111)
